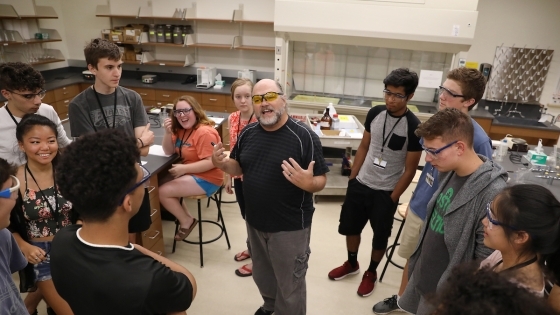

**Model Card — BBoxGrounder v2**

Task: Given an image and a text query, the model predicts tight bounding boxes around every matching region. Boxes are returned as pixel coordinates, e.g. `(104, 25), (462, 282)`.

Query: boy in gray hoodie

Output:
(398, 108), (508, 315)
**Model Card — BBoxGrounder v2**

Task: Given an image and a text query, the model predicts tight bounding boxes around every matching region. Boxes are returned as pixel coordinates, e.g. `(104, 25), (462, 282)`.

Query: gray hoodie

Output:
(407, 155), (508, 312)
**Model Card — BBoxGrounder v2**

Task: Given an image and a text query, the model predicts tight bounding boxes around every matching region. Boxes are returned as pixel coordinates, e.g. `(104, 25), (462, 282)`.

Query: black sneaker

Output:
(372, 295), (401, 314)
(254, 306), (274, 315)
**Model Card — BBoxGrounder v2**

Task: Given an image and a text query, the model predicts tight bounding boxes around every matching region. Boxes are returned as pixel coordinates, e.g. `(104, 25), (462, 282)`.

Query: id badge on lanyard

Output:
(426, 167), (435, 187)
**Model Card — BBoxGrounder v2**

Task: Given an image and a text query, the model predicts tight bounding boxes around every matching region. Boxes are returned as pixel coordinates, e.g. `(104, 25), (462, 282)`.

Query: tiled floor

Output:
(21, 190), (412, 315)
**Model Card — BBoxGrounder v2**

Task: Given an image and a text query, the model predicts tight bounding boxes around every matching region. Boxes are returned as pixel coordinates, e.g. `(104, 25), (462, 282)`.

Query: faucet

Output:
(506, 102), (525, 118)
(553, 114), (560, 125)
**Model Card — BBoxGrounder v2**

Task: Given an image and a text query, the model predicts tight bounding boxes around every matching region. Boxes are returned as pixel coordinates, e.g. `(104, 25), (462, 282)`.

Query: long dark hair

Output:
(494, 184), (560, 281)
(15, 114), (60, 166)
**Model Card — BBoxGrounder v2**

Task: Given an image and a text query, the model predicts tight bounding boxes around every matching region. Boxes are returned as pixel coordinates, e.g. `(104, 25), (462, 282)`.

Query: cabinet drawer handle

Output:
(63, 100), (69, 103)
(144, 230), (160, 239)
(209, 98), (217, 101)
(163, 94), (170, 97)
(62, 87), (67, 90)
(150, 208), (158, 217)
(63, 92), (68, 95)
(156, 251), (163, 255)
(140, 93), (148, 96)
(147, 186), (156, 194)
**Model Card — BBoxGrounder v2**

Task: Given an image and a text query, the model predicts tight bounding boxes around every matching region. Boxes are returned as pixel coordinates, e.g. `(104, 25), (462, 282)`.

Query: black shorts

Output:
(128, 187), (152, 233)
(338, 178), (398, 250)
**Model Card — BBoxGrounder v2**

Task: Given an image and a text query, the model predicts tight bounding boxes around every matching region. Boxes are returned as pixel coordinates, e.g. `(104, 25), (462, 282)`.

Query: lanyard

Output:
(236, 112), (254, 137)
(381, 112), (404, 153)
(25, 164), (59, 227)
(92, 86), (118, 129)
(493, 255), (538, 272)
(5, 105), (19, 126)
(178, 128), (194, 159)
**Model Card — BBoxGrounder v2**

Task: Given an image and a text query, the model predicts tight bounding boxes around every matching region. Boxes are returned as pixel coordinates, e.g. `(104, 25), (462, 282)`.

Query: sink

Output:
(493, 116), (548, 127)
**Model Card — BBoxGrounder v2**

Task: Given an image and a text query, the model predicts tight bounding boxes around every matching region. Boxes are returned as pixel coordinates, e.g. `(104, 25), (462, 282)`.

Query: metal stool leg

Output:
(380, 218), (406, 282)
(197, 199), (204, 267)
(172, 221), (179, 253)
(215, 187), (231, 248)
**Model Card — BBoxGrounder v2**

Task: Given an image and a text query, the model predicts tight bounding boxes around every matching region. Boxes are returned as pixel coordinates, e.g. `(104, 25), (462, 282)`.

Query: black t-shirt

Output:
(414, 172), (470, 296)
(231, 118), (329, 232)
(50, 225), (193, 315)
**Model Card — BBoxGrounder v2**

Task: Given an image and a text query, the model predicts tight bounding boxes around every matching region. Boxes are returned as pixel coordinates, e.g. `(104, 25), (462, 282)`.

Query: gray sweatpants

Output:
(246, 222), (311, 315)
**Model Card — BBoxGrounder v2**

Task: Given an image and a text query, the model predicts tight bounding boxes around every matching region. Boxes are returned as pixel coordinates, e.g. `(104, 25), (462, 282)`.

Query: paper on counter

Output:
(371, 101), (386, 107)
(407, 105), (419, 113)
(209, 117), (224, 125)
(149, 145), (171, 157)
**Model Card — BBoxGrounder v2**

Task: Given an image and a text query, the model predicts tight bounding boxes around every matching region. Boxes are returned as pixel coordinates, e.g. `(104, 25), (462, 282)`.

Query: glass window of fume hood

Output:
(289, 41), (453, 106)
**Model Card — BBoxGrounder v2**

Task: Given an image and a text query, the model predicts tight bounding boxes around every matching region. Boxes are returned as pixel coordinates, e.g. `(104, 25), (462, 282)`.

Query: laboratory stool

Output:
(172, 187), (231, 267)
(379, 203), (408, 282)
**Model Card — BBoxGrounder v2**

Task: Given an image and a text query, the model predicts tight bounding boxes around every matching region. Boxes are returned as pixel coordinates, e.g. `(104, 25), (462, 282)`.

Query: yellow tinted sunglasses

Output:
(252, 92), (283, 105)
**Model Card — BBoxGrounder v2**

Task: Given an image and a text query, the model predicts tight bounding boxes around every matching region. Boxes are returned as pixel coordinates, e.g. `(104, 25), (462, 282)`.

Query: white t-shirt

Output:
(0, 103), (72, 166)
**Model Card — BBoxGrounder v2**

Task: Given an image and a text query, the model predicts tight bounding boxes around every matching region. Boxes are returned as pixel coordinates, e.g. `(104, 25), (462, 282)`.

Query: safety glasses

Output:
(0, 175), (20, 199)
(486, 201), (519, 231)
(438, 86), (465, 99)
(119, 165), (150, 205)
(173, 108), (193, 117)
(8, 89), (47, 100)
(422, 140), (458, 160)
(252, 92), (283, 105)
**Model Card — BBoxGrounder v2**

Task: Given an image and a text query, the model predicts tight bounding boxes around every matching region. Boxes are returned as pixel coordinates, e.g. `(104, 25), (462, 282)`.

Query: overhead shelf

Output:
(31, 58), (65, 65)
(0, 4), (58, 19)
(2, 39), (62, 46)
(143, 60), (185, 67)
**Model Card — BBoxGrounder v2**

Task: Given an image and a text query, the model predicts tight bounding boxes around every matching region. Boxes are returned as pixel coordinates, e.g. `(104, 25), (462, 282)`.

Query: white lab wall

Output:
(467, 0), (560, 106)
(5, 0), (558, 105)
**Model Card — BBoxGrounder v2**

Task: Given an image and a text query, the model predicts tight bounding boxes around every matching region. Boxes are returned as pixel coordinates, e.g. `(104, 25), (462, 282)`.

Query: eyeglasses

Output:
(8, 89), (47, 100)
(119, 165), (150, 205)
(422, 140), (458, 160)
(486, 201), (519, 231)
(383, 89), (407, 100)
(252, 92), (283, 105)
(173, 108), (193, 117)
(0, 175), (20, 199)
(438, 86), (465, 99)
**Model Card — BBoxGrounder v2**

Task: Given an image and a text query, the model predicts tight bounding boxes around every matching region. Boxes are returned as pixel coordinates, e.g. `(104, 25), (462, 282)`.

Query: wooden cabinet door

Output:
(53, 85), (80, 102)
(126, 87), (156, 101)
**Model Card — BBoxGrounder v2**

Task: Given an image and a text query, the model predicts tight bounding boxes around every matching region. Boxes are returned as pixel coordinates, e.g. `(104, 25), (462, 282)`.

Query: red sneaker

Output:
(328, 261), (360, 280)
(357, 271), (377, 297)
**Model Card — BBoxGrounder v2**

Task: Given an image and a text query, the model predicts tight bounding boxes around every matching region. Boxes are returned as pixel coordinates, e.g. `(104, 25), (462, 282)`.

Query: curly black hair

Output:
(0, 62), (45, 92)
(55, 129), (139, 222)
(84, 38), (122, 69)
(383, 68), (419, 97)
(430, 262), (556, 315)
(0, 158), (17, 186)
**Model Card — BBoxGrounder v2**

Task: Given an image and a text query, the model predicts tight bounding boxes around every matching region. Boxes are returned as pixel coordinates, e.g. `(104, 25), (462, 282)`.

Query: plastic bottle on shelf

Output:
(164, 25), (173, 43)
(172, 26), (183, 44)
(320, 107), (332, 130)
(156, 25), (165, 43)
(148, 24), (157, 42)
(332, 113), (340, 130)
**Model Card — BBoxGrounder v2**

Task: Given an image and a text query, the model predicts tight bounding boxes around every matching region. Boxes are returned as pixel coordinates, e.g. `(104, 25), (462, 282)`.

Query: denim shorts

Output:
(31, 241), (52, 282)
(192, 176), (220, 197)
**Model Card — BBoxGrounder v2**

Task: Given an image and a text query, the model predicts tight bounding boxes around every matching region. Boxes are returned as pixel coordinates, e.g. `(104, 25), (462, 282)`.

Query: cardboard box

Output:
(124, 24), (148, 42)
(110, 30), (123, 42)
(101, 29), (111, 41)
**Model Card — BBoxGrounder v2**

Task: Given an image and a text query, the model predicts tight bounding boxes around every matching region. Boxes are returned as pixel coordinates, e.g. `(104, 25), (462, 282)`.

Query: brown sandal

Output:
(174, 218), (198, 241)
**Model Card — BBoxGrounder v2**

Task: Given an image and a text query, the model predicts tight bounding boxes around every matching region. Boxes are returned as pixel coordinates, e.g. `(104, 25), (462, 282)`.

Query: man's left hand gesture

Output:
(282, 158), (316, 192)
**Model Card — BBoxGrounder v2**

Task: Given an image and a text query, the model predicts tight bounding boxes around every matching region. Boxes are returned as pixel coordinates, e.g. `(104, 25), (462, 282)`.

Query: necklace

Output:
(493, 255), (538, 272)
(25, 164), (60, 226)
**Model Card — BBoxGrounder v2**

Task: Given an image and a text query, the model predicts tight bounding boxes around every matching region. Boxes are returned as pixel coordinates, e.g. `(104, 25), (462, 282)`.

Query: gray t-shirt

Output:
(357, 105), (422, 191)
(68, 86), (147, 138)
(414, 172), (470, 296)
(0, 229), (28, 315)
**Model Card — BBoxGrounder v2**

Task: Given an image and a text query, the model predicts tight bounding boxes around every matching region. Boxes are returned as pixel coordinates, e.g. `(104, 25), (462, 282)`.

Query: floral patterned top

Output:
(22, 186), (72, 239)
(229, 111), (257, 180)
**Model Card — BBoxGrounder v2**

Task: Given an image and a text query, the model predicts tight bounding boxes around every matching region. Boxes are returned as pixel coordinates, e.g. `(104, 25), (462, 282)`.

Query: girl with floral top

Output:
(11, 114), (74, 314)
(227, 78), (258, 277)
